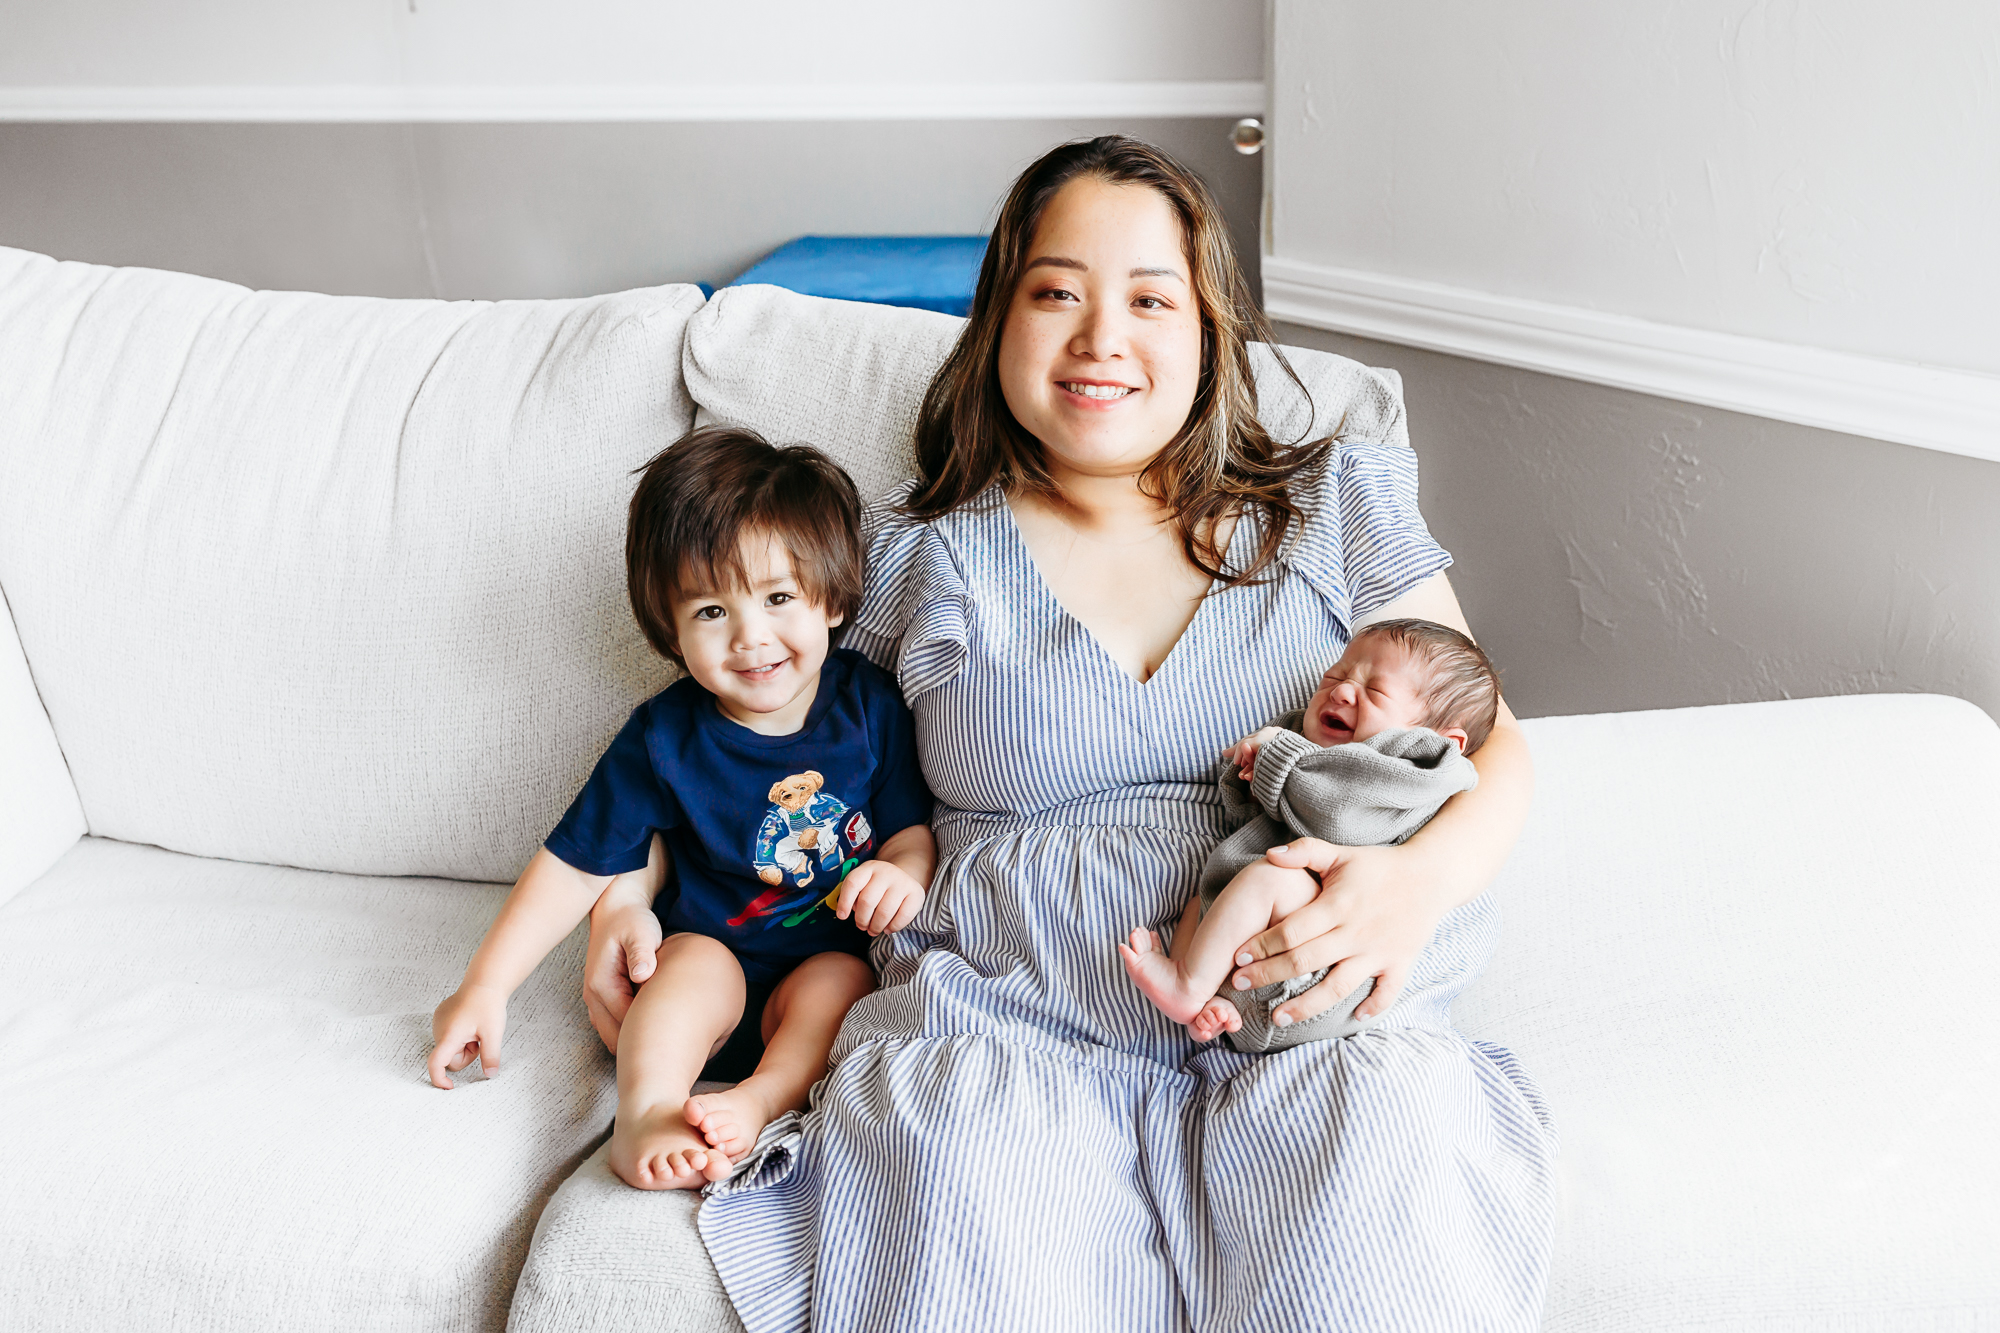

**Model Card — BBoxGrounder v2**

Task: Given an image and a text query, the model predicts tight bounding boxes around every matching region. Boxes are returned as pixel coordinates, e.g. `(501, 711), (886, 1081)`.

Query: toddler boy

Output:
(429, 427), (933, 1190)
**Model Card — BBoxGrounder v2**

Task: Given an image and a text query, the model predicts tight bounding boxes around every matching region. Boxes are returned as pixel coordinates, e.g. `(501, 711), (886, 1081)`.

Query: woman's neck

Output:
(1024, 463), (1172, 541)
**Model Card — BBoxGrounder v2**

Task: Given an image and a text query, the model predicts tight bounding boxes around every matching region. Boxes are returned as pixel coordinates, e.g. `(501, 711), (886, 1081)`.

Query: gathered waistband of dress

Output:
(933, 787), (1231, 846)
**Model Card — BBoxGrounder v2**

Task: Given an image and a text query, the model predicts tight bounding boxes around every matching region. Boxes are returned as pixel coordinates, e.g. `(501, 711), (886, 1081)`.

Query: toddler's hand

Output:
(1221, 726), (1286, 780)
(428, 983), (508, 1089)
(833, 859), (926, 936)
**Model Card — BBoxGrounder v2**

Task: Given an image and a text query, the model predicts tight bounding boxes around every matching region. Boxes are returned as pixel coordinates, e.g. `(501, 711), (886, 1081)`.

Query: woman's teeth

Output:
(1062, 382), (1134, 399)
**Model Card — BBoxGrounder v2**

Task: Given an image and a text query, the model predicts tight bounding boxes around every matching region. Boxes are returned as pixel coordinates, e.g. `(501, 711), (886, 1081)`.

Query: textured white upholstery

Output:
(0, 585), (84, 908)
(0, 837), (616, 1333)
(508, 1142), (744, 1333)
(0, 247), (696, 882)
(682, 283), (1410, 508)
(1460, 693), (2000, 1330)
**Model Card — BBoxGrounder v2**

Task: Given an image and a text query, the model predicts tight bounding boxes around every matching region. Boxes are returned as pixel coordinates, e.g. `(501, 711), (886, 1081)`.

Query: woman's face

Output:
(996, 176), (1204, 482)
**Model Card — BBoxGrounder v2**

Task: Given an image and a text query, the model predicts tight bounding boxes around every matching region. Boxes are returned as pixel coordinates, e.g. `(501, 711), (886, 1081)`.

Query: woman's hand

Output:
(1226, 838), (1456, 1026)
(583, 884), (663, 1055)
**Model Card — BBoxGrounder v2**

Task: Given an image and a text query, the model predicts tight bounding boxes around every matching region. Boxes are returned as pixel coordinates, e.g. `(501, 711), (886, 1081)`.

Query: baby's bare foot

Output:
(685, 1086), (778, 1164)
(1118, 926), (1208, 1025)
(1188, 996), (1242, 1043)
(608, 1101), (731, 1191)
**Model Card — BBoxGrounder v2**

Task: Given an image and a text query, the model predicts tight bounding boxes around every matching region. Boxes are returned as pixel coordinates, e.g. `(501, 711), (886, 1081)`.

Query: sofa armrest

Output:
(0, 584), (84, 907)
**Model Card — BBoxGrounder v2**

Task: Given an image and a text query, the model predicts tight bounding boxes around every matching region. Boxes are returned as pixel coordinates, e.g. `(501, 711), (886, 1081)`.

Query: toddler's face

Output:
(671, 531), (841, 731)
(1300, 636), (1436, 748)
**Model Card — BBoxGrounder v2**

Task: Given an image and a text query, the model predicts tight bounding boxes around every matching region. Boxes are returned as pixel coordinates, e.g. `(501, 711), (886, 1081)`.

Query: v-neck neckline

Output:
(991, 487), (1247, 690)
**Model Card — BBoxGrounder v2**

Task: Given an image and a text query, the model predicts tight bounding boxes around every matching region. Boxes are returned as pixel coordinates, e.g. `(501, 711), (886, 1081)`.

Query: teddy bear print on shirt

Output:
(727, 772), (880, 932)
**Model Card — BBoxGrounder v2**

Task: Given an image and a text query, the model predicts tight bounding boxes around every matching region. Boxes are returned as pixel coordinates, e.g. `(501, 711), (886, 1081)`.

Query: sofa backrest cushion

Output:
(0, 586), (86, 907)
(0, 247), (698, 882)
(683, 283), (1412, 509)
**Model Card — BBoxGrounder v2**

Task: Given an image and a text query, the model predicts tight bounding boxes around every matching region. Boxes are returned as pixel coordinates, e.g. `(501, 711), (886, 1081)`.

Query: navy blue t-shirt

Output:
(546, 649), (931, 984)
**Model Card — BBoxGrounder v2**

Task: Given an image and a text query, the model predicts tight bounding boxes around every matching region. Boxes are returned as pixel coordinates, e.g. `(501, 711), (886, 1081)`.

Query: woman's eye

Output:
(1134, 296), (1167, 311)
(1036, 286), (1077, 303)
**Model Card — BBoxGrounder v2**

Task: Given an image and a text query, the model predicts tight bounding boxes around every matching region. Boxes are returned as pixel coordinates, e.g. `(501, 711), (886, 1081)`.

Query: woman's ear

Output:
(1441, 726), (1469, 754)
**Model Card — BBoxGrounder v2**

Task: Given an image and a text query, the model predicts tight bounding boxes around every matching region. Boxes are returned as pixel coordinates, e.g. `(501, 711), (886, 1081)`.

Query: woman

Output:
(587, 136), (1555, 1331)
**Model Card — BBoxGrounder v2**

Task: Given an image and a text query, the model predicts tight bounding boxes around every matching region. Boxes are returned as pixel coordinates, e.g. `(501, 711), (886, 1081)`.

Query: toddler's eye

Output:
(692, 605), (724, 621)
(767, 591), (795, 607)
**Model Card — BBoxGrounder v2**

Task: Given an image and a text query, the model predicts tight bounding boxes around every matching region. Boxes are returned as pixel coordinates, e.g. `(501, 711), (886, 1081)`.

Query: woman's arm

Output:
(1229, 571), (1534, 1025)
(582, 834), (669, 1054)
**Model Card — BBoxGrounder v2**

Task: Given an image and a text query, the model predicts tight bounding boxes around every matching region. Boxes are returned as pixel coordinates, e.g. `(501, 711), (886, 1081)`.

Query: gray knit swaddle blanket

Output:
(1195, 711), (1478, 1053)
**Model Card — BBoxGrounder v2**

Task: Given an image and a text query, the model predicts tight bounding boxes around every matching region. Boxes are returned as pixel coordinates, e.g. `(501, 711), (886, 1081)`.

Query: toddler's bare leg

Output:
(608, 933), (745, 1191)
(1119, 859), (1321, 1026)
(685, 951), (874, 1162)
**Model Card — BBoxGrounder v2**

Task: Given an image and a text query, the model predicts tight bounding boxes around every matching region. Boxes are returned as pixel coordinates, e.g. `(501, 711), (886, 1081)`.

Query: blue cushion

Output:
(725, 236), (987, 317)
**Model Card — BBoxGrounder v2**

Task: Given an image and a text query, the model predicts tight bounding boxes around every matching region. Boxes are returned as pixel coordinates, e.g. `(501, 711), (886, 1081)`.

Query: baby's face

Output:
(1300, 636), (1433, 747)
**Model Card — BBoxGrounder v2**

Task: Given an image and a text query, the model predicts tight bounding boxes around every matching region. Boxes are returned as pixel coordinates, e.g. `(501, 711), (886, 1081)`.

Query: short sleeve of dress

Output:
(1283, 441), (1452, 635)
(841, 483), (972, 701)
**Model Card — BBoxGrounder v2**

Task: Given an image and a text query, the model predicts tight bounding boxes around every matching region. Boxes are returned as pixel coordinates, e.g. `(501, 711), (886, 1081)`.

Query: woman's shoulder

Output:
(1271, 437), (1449, 628)
(847, 482), (983, 695)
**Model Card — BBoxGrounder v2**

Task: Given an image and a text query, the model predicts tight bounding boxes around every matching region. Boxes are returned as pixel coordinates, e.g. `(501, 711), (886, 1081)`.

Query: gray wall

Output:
(0, 119), (1260, 300)
(1273, 323), (2000, 723)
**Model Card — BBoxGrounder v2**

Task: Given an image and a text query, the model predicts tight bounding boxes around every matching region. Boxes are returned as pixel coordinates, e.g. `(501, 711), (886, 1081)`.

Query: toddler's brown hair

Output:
(626, 426), (863, 668)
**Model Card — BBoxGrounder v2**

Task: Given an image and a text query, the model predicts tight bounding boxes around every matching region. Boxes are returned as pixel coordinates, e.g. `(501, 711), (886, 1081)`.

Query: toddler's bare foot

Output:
(1117, 926), (1208, 1025)
(1188, 996), (1242, 1043)
(685, 1085), (779, 1164)
(608, 1101), (731, 1191)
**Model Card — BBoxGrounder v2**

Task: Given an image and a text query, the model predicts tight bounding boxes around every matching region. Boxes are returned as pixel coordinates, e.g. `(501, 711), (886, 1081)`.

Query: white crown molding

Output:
(1263, 255), (2000, 465)
(0, 81), (1265, 123)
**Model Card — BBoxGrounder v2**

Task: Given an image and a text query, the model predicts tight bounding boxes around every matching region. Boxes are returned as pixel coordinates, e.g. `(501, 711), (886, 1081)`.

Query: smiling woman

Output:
(592, 135), (1557, 1332)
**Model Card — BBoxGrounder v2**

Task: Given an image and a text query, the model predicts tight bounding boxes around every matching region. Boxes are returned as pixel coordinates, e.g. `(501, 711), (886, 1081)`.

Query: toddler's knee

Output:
(811, 950), (876, 993)
(659, 931), (741, 974)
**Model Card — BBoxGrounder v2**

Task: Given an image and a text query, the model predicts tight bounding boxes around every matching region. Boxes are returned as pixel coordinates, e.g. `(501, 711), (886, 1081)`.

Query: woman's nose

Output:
(1068, 301), (1128, 361)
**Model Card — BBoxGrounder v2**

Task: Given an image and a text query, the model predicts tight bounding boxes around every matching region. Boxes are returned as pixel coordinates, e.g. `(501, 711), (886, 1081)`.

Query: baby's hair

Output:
(1351, 618), (1501, 754)
(626, 425), (863, 668)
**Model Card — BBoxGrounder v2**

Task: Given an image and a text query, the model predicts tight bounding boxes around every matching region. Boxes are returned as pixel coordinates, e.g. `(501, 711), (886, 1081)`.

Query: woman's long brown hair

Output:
(906, 135), (1332, 586)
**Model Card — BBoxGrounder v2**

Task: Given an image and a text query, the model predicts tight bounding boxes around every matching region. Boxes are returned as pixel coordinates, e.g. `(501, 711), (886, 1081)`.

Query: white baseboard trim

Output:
(0, 81), (1265, 123)
(1263, 255), (2000, 464)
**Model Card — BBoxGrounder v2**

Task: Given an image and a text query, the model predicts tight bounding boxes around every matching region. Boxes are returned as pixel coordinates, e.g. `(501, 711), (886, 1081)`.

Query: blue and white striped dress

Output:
(698, 444), (1557, 1331)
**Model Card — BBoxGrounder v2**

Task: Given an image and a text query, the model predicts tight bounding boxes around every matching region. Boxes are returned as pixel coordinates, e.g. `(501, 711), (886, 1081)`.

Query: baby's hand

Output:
(1221, 726), (1287, 780)
(428, 983), (508, 1089)
(833, 860), (926, 936)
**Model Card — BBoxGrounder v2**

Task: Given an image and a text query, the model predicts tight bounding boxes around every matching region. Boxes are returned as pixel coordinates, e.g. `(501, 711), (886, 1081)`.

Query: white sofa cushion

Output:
(682, 284), (1411, 508)
(0, 837), (616, 1333)
(1458, 693), (2000, 1329)
(0, 586), (84, 908)
(509, 1142), (744, 1333)
(0, 247), (698, 882)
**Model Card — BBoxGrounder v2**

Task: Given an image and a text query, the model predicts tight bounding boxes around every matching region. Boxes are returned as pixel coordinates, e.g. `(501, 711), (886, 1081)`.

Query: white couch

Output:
(2, 246), (1995, 1332)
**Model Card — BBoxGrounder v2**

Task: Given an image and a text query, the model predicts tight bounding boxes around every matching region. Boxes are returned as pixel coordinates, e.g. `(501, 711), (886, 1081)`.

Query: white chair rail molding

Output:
(1264, 0), (2000, 462)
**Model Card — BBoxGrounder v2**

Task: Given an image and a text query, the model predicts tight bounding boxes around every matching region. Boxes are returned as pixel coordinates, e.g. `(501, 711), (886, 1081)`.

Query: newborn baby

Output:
(1120, 618), (1499, 1052)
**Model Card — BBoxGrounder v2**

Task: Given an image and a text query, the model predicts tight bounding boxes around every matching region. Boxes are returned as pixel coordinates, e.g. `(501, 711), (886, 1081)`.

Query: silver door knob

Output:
(1230, 118), (1264, 155)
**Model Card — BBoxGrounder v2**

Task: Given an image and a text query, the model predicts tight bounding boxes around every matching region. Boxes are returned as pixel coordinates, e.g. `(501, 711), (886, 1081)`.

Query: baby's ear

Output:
(1440, 726), (1469, 754)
